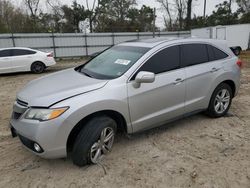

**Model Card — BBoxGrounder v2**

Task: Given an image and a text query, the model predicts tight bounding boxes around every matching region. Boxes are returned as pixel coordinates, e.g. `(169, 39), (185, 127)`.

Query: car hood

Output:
(17, 68), (108, 107)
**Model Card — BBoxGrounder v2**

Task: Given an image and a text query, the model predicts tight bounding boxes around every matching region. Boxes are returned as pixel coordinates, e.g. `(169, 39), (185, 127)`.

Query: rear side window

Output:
(12, 49), (36, 56)
(138, 45), (180, 74)
(181, 44), (209, 67)
(207, 44), (228, 61)
(0, 50), (12, 57)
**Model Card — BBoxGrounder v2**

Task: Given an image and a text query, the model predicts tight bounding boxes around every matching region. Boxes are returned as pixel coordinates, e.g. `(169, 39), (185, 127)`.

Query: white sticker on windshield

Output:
(114, 59), (131, 66)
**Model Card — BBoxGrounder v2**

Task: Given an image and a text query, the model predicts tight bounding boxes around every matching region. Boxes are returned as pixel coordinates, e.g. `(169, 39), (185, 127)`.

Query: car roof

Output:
(118, 37), (228, 49)
(118, 37), (179, 48)
(0, 47), (37, 51)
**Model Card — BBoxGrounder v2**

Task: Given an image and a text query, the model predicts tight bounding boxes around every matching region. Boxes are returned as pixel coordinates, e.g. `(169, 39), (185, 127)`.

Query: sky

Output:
(136, 0), (238, 28)
(13, 0), (238, 29)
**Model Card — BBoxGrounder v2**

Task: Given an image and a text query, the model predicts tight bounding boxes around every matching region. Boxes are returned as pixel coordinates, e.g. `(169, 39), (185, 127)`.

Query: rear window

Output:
(207, 45), (228, 61)
(12, 49), (36, 56)
(181, 44), (209, 67)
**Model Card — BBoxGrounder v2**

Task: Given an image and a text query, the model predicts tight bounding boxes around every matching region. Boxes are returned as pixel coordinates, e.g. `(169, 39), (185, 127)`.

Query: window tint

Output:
(207, 45), (215, 61)
(137, 45), (180, 74)
(213, 46), (228, 60)
(12, 49), (36, 56)
(207, 44), (228, 61)
(181, 44), (209, 67)
(0, 50), (12, 57)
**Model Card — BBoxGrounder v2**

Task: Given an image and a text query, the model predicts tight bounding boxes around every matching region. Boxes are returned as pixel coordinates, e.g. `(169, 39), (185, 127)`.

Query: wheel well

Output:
(66, 110), (127, 153)
(237, 46), (242, 51)
(30, 61), (45, 69)
(221, 80), (236, 97)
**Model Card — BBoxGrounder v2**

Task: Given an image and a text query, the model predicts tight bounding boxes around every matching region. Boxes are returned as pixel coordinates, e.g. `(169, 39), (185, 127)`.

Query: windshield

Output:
(79, 46), (150, 79)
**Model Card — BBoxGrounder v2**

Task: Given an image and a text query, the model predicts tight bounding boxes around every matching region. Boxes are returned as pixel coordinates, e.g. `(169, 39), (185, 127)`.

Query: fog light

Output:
(34, 143), (41, 152)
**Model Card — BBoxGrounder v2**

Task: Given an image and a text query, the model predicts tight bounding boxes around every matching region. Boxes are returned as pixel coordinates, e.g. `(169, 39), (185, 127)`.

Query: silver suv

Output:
(10, 38), (241, 166)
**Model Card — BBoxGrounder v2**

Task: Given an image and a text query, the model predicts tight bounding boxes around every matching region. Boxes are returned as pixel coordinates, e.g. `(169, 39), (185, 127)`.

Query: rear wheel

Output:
(206, 83), (233, 118)
(72, 116), (117, 167)
(31, 62), (45, 74)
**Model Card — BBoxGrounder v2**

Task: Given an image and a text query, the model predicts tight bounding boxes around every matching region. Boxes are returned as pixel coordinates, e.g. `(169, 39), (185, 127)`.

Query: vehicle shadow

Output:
(0, 68), (63, 77)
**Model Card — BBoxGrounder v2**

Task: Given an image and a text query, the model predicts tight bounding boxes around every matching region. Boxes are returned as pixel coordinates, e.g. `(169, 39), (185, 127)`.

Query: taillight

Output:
(47, 52), (53, 57)
(236, 59), (242, 68)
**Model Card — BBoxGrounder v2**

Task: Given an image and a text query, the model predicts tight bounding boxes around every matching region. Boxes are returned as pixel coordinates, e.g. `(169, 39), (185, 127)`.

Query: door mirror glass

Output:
(133, 71), (155, 88)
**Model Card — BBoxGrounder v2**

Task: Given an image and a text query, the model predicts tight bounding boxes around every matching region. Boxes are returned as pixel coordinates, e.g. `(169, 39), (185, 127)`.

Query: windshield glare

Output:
(80, 46), (149, 79)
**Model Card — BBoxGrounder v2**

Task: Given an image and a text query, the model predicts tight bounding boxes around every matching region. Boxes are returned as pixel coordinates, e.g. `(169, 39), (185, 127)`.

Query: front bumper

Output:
(10, 101), (74, 159)
(10, 117), (68, 158)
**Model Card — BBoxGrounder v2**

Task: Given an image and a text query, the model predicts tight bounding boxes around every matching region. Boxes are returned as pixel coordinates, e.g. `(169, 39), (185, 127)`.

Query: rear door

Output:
(181, 43), (228, 113)
(11, 49), (36, 72)
(0, 49), (13, 73)
(127, 45), (186, 132)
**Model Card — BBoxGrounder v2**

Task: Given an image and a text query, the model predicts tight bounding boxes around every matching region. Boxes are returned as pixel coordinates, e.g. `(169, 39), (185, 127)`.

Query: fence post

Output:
(112, 32), (115, 46)
(11, 33), (16, 47)
(248, 32), (250, 50)
(137, 31), (139, 40)
(51, 32), (57, 58)
(84, 33), (88, 56)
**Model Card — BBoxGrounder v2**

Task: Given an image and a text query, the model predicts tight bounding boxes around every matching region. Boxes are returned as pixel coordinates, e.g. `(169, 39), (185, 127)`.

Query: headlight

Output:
(25, 107), (69, 121)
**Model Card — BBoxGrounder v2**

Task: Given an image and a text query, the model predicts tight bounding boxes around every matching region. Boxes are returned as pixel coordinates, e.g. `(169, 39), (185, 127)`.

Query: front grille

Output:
(12, 112), (22, 120)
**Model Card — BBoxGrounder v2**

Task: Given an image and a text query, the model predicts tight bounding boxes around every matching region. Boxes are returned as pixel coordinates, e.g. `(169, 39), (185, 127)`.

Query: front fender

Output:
(51, 84), (131, 145)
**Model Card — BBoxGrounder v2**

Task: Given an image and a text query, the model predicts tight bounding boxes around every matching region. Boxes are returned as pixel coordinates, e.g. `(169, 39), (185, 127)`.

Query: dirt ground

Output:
(0, 54), (250, 188)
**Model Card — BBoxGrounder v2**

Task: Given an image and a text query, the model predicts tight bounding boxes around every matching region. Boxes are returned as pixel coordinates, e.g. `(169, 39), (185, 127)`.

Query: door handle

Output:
(210, 67), (220, 73)
(173, 78), (184, 85)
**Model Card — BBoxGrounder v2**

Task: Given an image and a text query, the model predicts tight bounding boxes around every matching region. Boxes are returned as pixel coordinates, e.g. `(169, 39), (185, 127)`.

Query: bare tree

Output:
(85, 0), (100, 32)
(24, 0), (40, 32)
(24, 0), (40, 18)
(157, 0), (187, 30)
(46, 0), (62, 15)
(185, 0), (192, 29)
(46, 0), (64, 32)
(157, 0), (173, 30)
(174, 0), (186, 30)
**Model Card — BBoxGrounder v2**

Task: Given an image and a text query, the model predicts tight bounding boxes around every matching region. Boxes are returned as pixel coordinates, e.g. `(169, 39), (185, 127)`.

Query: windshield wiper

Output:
(80, 68), (93, 78)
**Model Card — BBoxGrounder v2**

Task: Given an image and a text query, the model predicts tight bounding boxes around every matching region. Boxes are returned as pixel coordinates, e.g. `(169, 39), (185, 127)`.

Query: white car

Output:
(0, 47), (56, 74)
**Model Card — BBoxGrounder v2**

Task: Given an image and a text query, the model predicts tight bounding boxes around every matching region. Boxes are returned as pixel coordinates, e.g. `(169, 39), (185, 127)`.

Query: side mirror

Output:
(133, 71), (155, 88)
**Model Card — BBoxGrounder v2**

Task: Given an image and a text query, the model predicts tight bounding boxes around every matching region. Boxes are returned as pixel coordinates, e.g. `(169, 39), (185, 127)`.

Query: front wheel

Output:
(72, 116), (117, 167)
(206, 83), (233, 118)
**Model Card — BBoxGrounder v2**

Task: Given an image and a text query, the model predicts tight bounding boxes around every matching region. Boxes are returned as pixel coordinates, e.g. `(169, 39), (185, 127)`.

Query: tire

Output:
(206, 83), (233, 118)
(72, 116), (117, 167)
(234, 48), (241, 56)
(31, 62), (45, 74)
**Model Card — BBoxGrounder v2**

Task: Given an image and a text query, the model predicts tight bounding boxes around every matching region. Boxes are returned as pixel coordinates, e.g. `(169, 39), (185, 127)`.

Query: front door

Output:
(127, 45), (186, 133)
(11, 49), (34, 72)
(0, 49), (13, 73)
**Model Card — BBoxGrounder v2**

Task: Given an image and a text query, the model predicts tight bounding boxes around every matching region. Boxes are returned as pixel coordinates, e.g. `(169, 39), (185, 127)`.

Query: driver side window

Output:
(137, 45), (180, 75)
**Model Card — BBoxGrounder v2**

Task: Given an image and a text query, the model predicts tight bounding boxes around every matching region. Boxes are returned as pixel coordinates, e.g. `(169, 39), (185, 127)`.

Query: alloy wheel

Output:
(214, 89), (230, 114)
(90, 127), (114, 163)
